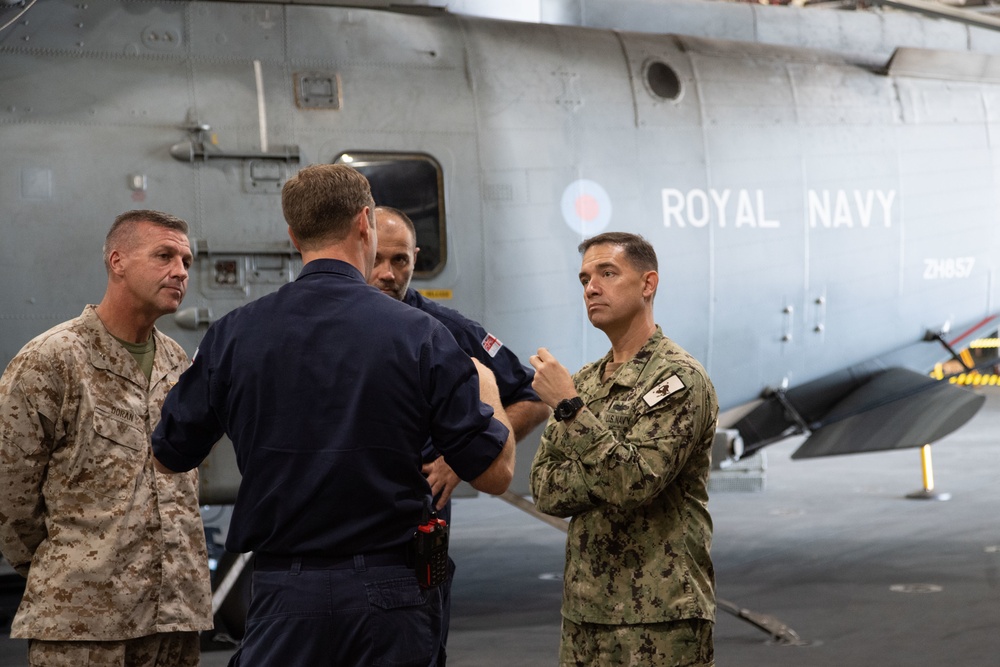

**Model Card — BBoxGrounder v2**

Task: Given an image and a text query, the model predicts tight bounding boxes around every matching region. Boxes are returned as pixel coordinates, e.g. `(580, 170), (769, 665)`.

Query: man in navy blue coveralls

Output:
(370, 206), (551, 658)
(151, 164), (517, 667)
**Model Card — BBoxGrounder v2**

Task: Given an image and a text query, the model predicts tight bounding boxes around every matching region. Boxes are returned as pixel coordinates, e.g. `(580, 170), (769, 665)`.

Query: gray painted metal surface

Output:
(1, 0), (999, 497)
(546, 0), (1000, 63)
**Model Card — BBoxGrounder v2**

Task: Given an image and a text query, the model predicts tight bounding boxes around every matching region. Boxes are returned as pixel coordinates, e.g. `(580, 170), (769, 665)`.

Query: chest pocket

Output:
(602, 400), (636, 441)
(83, 408), (147, 501)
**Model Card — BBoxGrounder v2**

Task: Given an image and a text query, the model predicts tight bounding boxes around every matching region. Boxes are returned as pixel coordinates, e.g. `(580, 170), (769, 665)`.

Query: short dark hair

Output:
(104, 209), (189, 271)
(282, 164), (374, 249)
(375, 206), (416, 240)
(578, 232), (658, 273)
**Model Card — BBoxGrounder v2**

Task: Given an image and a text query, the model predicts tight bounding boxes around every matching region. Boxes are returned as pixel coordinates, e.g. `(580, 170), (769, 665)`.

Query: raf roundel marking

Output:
(561, 179), (612, 236)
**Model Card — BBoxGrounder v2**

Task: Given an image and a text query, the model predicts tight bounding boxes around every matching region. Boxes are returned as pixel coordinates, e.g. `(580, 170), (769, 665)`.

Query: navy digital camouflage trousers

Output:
(560, 617), (714, 667)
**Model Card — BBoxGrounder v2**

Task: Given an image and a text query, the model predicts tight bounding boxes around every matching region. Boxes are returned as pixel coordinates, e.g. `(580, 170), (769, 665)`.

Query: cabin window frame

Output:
(642, 59), (683, 102)
(333, 151), (447, 279)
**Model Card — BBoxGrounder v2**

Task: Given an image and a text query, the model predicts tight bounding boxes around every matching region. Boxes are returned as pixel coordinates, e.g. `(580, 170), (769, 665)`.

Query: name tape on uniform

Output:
(481, 333), (503, 358)
(643, 375), (685, 407)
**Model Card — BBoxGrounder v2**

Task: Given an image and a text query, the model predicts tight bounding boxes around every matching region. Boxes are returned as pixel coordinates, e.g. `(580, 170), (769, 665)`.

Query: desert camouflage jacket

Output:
(530, 326), (718, 625)
(0, 306), (213, 640)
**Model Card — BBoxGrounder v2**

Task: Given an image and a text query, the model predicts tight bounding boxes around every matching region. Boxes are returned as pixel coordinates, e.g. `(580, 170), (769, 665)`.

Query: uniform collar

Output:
(297, 258), (366, 283)
(594, 325), (665, 391)
(402, 287), (423, 307)
(83, 305), (185, 388)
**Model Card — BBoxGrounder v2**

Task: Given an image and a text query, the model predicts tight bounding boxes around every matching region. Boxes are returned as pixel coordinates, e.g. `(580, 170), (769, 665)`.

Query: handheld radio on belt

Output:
(410, 499), (449, 588)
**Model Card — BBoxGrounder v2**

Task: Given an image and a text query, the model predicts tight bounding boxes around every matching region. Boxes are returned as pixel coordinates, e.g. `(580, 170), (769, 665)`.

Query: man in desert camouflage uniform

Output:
(529, 232), (718, 667)
(0, 210), (213, 666)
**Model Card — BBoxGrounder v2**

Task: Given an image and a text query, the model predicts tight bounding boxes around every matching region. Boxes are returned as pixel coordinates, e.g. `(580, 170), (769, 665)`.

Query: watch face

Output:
(556, 398), (581, 421)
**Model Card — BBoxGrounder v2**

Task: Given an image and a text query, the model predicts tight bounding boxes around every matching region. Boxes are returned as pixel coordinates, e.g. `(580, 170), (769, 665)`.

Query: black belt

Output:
(254, 549), (410, 572)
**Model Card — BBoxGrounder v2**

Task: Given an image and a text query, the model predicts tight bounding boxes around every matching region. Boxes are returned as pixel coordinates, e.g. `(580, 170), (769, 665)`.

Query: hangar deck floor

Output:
(1, 387), (998, 666)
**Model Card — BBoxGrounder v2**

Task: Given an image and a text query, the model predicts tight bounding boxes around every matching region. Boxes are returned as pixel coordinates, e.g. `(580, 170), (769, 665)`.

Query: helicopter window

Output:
(334, 152), (446, 278)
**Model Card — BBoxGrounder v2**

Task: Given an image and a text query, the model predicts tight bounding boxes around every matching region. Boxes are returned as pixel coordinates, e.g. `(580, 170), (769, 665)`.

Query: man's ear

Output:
(107, 248), (126, 277)
(358, 206), (374, 243)
(642, 270), (659, 300)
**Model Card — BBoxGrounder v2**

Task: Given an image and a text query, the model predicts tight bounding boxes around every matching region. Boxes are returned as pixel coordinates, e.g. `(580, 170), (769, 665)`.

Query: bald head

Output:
(370, 207), (419, 301)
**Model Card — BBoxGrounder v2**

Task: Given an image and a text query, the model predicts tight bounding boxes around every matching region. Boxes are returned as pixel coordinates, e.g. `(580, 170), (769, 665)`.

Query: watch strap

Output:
(554, 396), (584, 422)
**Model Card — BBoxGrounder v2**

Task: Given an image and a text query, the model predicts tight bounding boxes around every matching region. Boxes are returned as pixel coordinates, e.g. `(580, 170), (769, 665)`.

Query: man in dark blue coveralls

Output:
(370, 206), (551, 506)
(151, 164), (517, 667)
(370, 206), (551, 659)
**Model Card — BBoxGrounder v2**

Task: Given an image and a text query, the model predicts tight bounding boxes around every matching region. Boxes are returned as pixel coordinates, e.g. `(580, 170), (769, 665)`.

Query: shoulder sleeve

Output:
(428, 303), (539, 407)
(467, 328), (539, 407)
(0, 342), (66, 573)
(421, 325), (510, 482)
(152, 326), (226, 472)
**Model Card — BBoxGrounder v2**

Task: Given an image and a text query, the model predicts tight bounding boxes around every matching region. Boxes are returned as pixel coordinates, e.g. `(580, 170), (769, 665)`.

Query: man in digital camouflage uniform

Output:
(0, 210), (213, 666)
(529, 232), (718, 667)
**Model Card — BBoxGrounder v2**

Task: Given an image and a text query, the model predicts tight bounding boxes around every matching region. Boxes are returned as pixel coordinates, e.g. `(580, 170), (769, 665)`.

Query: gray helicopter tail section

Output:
(735, 368), (986, 459)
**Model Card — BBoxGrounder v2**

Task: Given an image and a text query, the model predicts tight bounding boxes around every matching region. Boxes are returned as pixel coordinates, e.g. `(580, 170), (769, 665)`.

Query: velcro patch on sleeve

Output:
(481, 333), (503, 358)
(642, 374), (685, 407)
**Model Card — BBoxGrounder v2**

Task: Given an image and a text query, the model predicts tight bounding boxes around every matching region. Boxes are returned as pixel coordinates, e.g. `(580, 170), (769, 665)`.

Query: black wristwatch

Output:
(553, 396), (584, 422)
